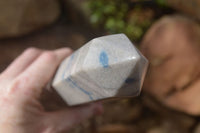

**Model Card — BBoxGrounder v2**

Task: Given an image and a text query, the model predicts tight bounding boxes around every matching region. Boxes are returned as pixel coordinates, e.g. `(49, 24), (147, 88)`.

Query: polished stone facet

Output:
(52, 34), (148, 105)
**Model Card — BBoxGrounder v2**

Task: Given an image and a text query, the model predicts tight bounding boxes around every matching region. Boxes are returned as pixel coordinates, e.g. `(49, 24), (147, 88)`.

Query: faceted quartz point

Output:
(52, 34), (148, 105)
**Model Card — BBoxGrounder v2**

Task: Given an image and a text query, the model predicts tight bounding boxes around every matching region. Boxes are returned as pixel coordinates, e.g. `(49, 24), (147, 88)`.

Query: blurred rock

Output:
(63, 0), (90, 24)
(0, 0), (60, 38)
(141, 15), (200, 115)
(0, 19), (96, 72)
(166, 0), (200, 21)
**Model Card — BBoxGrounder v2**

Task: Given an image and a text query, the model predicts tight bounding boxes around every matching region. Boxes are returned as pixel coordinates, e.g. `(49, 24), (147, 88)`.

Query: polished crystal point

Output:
(52, 34), (148, 105)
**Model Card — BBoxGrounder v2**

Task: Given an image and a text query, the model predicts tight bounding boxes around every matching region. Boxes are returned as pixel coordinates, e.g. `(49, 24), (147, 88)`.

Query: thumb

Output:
(43, 103), (103, 133)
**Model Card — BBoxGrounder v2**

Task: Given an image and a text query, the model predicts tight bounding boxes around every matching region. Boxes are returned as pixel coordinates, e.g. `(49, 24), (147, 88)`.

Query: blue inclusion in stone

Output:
(66, 77), (93, 100)
(125, 78), (135, 84)
(62, 53), (75, 79)
(99, 51), (109, 68)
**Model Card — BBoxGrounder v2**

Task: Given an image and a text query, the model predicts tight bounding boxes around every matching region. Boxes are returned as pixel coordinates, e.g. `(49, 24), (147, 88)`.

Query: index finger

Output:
(11, 48), (72, 98)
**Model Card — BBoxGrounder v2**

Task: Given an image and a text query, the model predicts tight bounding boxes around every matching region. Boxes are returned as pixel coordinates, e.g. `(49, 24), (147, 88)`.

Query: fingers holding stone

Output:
(54, 48), (73, 61)
(0, 48), (42, 90)
(1, 48), (42, 80)
(10, 48), (72, 98)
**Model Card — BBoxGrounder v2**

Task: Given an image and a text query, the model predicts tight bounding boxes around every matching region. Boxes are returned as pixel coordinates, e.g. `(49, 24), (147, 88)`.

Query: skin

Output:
(0, 47), (103, 133)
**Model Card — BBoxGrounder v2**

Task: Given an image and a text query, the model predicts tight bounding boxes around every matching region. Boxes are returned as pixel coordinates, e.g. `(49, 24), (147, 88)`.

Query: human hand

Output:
(0, 47), (103, 133)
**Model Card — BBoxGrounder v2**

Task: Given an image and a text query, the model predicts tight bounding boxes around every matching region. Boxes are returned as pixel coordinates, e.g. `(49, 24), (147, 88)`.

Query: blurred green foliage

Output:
(155, 0), (167, 7)
(87, 0), (154, 42)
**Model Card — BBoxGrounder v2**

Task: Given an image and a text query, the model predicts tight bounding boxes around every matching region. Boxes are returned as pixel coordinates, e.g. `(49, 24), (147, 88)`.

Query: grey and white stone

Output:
(52, 34), (148, 105)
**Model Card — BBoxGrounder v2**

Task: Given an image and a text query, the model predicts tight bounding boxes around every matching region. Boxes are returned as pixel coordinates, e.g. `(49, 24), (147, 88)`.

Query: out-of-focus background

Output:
(0, 0), (200, 133)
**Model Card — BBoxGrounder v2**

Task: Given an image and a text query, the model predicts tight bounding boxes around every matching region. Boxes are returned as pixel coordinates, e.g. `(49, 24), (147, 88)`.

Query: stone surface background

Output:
(0, 0), (60, 38)
(0, 0), (200, 133)
(141, 15), (200, 115)
(166, 0), (200, 20)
